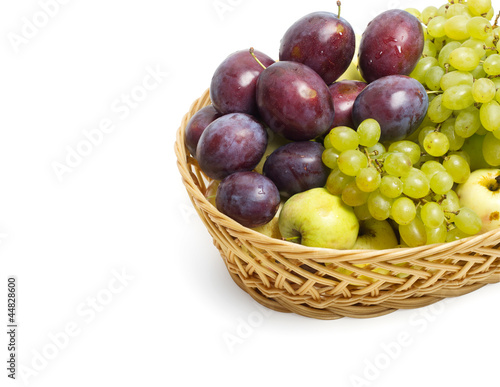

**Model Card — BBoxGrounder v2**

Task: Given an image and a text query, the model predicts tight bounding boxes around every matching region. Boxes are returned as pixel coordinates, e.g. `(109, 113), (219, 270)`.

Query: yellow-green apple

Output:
(279, 187), (359, 249)
(252, 202), (284, 239)
(337, 34), (364, 82)
(353, 219), (399, 250)
(456, 169), (500, 233)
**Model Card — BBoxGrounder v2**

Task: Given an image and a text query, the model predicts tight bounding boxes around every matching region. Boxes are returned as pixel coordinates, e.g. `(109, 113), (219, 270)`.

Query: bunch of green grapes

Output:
(408, 0), (500, 168)
(322, 118), (482, 247)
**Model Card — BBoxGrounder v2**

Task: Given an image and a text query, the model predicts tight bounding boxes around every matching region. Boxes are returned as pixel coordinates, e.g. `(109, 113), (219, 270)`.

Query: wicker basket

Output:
(175, 89), (500, 320)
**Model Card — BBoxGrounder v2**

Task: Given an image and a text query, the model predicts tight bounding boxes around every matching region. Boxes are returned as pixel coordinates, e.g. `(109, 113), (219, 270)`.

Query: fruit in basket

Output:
(254, 130), (291, 174)
(279, 187), (359, 249)
(358, 9), (424, 83)
(353, 219), (398, 250)
(329, 80), (367, 128)
(252, 202), (283, 239)
(216, 171), (280, 228)
(255, 60), (335, 141)
(456, 169), (500, 233)
(184, 105), (222, 157)
(197, 113), (268, 180)
(352, 75), (428, 142)
(210, 49), (275, 116)
(263, 141), (329, 198)
(279, 7), (356, 85)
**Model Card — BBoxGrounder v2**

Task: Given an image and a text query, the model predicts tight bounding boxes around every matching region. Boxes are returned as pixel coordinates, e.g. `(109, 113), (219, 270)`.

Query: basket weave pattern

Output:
(175, 89), (500, 320)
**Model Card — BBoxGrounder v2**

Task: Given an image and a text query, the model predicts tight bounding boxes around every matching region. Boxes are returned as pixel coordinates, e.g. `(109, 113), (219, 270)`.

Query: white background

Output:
(1, 0), (500, 386)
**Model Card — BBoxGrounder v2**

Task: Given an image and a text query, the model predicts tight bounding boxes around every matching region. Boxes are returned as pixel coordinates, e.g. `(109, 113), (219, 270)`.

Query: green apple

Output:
(279, 187), (359, 249)
(252, 202), (284, 239)
(456, 169), (500, 233)
(353, 219), (399, 250)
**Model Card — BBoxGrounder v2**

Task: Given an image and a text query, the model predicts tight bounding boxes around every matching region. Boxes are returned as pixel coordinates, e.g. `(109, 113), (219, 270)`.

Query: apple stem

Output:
(337, 1), (342, 18)
(249, 48), (267, 70)
(493, 175), (500, 191)
(283, 236), (301, 242)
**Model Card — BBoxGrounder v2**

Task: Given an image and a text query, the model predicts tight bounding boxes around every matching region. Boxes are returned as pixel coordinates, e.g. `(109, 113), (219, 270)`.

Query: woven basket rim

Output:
(176, 88), (500, 260)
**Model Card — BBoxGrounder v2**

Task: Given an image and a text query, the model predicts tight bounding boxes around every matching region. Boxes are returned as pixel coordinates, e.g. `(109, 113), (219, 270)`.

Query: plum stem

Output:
(249, 48), (267, 70)
(337, 1), (342, 18)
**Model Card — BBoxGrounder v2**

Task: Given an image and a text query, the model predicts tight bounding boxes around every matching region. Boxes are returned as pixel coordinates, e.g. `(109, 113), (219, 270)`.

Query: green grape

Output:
(367, 190), (393, 221)
(323, 133), (333, 149)
(411, 57), (439, 84)
(367, 142), (386, 159)
(428, 16), (447, 38)
(441, 118), (465, 150)
(455, 207), (482, 234)
(402, 168), (431, 199)
(430, 171), (455, 195)
(326, 168), (353, 195)
(493, 129), (500, 140)
(444, 15), (471, 41)
(433, 36), (448, 51)
(496, 88), (500, 104)
(454, 106), (481, 138)
(468, 0), (492, 16)
(379, 175), (404, 198)
(329, 126), (360, 151)
(480, 100), (500, 131)
(357, 119), (381, 147)
(472, 78), (496, 103)
(437, 4), (449, 17)
(471, 64), (487, 79)
(338, 150), (368, 176)
(461, 38), (487, 59)
(383, 152), (413, 177)
(356, 167), (381, 193)
(399, 216), (427, 247)
(441, 190), (461, 222)
(322, 148), (340, 169)
(445, 3), (470, 18)
(449, 47), (481, 72)
(391, 197), (417, 226)
(425, 66), (445, 91)
(421, 202), (445, 228)
(438, 41), (462, 69)
(388, 141), (421, 165)
(353, 203), (372, 221)
(418, 126), (437, 146)
(421, 160), (446, 178)
(466, 16), (492, 40)
(485, 34), (498, 56)
(443, 154), (471, 183)
(426, 223), (448, 245)
(446, 227), (472, 242)
(442, 84), (474, 110)
(440, 70), (474, 90)
(423, 131), (450, 157)
(405, 8), (421, 20)
(448, 150), (471, 165)
(484, 54), (500, 76)
(482, 131), (500, 165)
(428, 95), (453, 123)
(342, 181), (370, 207)
(422, 6), (439, 25)
(423, 40), (438, 58)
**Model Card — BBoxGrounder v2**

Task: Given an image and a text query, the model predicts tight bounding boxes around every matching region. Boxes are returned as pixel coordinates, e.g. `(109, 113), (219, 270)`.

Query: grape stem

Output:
(494, 10), (500, 29)
(249, 48), (267, 70)
(426, 91), (443, 95)
(337, 1), (342, 18)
